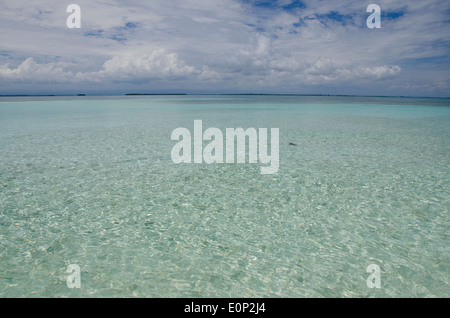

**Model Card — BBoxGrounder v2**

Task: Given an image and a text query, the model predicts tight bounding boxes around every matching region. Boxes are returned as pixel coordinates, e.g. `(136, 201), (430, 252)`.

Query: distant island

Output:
(0, 95), (56, 97)
(125, 93), (187, 96)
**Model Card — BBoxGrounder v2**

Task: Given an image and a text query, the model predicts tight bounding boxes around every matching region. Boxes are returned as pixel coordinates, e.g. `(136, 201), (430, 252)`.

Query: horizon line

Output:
(1, 93), (450, 99)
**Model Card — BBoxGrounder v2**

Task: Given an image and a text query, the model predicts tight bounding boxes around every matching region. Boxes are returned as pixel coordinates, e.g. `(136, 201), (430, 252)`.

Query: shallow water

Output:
(0, 95), (449, 297)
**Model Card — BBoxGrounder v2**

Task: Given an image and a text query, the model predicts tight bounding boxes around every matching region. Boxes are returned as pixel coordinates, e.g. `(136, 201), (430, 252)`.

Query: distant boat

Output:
(76, 94), (86, 96)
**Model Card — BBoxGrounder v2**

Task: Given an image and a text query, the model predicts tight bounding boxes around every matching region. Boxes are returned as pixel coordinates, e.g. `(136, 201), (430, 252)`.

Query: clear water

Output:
(0, 95), (449, 297)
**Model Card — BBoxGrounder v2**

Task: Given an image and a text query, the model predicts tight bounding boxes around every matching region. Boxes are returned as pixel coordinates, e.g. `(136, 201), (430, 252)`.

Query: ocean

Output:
(0, 95), (449, 297)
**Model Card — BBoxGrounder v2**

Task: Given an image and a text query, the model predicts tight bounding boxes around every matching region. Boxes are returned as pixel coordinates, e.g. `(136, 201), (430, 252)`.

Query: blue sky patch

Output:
(382, 11), (405, 20)
(240, 0), (305, 12)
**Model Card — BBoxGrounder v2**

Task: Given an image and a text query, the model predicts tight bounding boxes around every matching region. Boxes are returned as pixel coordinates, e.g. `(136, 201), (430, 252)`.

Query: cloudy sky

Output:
(0, 0), (449, 96)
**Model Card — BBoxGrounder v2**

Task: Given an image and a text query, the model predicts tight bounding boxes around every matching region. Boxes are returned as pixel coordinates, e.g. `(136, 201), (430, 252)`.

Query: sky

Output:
(0, 0), (449, 96)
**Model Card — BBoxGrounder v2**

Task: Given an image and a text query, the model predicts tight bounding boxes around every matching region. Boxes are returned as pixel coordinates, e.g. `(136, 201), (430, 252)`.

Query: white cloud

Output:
(0, 50), (200, 83)
(81, 50), (198, 82)
(209, 34), (402, 86)
(354, 65), (402, 80)
(0, 58), (76, 83)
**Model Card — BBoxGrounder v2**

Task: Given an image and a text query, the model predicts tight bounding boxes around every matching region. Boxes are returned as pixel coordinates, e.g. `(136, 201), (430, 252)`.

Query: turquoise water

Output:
(0, 95), (449, 297)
